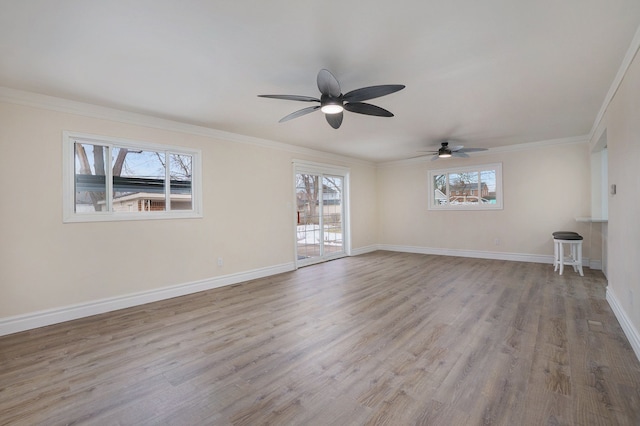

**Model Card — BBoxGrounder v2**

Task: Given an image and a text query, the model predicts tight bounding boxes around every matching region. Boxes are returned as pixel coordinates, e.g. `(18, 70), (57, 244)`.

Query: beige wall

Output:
(2, 71), (634, 331)
(0, 102), (377, 318)
(377, 143), (592, 257)
(598, 47), (640, 332)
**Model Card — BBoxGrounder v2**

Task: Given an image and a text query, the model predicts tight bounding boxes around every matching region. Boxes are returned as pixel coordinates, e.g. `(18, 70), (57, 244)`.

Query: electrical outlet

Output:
(217, 257), (224, 267)
(494, 238), (500, 246)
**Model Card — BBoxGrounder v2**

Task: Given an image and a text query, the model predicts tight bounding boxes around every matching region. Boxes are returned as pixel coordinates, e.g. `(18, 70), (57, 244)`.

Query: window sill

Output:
(63, 211), (203, 223)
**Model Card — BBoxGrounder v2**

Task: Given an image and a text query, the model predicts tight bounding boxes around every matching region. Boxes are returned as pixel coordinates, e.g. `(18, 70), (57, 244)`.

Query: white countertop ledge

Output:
(575, 217), (608, 223)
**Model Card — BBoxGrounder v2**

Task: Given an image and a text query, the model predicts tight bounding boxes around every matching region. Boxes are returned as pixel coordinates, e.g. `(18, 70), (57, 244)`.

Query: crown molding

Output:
(484, 135), (589, 154)
(0, 86), (374, 168)
(589, 23), (640, 143)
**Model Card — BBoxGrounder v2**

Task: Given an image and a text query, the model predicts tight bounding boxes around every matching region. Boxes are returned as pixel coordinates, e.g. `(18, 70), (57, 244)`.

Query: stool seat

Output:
(554, 234), (582, 240)
(552, 231), (580, 237)
(553, 233), (584, 276)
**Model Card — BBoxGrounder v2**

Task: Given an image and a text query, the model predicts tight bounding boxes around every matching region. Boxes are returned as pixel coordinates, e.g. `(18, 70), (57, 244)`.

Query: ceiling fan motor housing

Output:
(439, 142), (452, 156)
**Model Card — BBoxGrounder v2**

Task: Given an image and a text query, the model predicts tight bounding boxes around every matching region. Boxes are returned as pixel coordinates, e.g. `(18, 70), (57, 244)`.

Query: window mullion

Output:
(106, 145), (113, 213)
(318, 174), (324, 257)
(446, 173), (450, 205)
(165, 151), (171, 211)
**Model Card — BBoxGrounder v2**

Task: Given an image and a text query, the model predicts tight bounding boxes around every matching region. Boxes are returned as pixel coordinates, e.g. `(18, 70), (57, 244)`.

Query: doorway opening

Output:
(294, 161), (349, 267)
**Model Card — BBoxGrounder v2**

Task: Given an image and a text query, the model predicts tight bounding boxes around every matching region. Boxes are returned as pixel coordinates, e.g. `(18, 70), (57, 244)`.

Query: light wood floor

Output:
(1, 251), (639, 425)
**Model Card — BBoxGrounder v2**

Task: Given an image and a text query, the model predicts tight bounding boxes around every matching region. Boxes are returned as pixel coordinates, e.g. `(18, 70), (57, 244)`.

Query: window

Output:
(428, 163), (502, 210)
(63, 132), (202, 222)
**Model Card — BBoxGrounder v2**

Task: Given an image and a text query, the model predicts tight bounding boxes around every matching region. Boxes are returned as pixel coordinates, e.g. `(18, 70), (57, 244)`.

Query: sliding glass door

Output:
(294, 162), (349, 267)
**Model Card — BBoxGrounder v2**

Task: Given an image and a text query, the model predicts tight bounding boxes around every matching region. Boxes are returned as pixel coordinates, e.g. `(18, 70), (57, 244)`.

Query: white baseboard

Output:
(376, 244), (603, 270)
(377, 244), (553, 264)
(589, 259), (603, 270)
(350, 245), (379, 256)
(0, 262), (295, 337)
(606, 287), (640, 363)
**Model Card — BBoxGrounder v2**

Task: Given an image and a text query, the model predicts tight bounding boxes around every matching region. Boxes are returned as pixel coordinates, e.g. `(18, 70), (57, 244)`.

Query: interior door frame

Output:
(293, 159), (351, 268)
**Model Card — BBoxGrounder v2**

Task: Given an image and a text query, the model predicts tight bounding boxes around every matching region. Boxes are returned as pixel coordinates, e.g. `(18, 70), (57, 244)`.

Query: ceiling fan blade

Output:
(344, 102), (394, 117)
(452, 151), (469, 158)
(449, 145), (464, 152)
(430, 155), (440, 161)
(325, 111), (343, 129)
(258, 94), (320, 102)
(317, 69), (341, 97)
(278, 106), (321, 123)
(343, 84), (405, 103)
(457, 147), (488, 153)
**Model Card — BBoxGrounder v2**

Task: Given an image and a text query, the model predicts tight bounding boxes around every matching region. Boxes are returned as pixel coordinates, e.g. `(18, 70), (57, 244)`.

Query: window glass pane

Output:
(74, 142), (107, 212)
(433, 174), (447, 206)
(480, 169), (497, 204)
(449, 171), (479, 205)
(169, 153), (193, 211)
(112, 148), (166, 212)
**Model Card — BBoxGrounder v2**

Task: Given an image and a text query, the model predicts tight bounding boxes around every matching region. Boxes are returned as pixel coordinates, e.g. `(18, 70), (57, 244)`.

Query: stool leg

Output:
(571, 243), (578, 273)
(577, 243), (584, 276)
(559, 242), (564, 275)
(554, 240), (559, 271)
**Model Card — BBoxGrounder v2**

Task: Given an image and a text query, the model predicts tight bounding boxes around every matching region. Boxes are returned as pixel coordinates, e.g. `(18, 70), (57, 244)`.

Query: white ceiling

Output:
(1, 1), (639, 162)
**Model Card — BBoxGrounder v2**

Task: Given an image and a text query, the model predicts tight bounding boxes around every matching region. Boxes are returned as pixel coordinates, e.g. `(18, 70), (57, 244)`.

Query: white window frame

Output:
(62, 131), (202, 223)
(428, 162), (503, 211)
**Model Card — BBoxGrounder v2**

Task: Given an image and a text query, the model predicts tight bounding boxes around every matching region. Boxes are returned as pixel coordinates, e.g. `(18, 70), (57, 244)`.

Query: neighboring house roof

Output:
(113, 193), (192, 202)
(95, 193), (192, 205)
(450, 182), (488, 191)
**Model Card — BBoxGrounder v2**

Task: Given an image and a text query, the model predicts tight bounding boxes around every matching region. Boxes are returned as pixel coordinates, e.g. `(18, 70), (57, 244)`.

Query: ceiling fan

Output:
(258, 69), (405, 129)
(420, 142), (488, 161)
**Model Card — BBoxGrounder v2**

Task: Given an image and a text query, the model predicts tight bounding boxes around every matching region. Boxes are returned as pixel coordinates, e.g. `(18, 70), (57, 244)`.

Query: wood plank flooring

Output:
(1, 251), (639, 425)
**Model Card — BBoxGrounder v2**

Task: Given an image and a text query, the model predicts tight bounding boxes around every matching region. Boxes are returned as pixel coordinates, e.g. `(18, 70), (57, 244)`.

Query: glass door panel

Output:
(295, 172), (345, 265)
(322, 175), (343, 256)
(296, 173), (321, 261)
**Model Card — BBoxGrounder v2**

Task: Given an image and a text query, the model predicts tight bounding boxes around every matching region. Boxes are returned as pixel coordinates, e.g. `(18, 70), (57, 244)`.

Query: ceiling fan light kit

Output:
(259, 69), (405, 129)
(320, 96), (344, 114)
